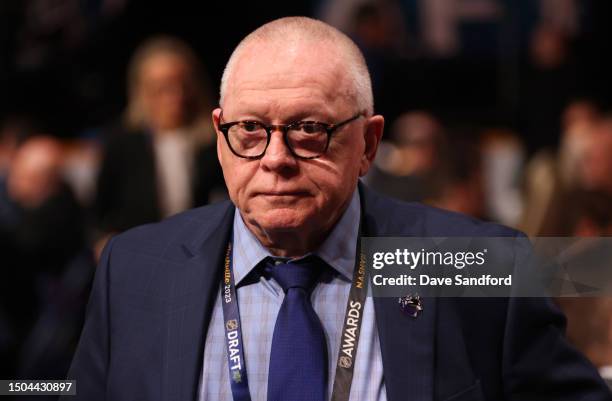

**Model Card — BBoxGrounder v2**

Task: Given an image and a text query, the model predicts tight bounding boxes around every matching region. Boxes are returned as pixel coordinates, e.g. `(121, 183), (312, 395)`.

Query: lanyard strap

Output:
(221, 242), (252, 401)
(220, 236), (369, 401)
(331, 251), (368, 401)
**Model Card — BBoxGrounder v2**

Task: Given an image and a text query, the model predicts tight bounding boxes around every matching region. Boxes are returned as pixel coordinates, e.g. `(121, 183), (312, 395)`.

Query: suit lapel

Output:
(161, 203), (235, 401)
(360, 184), (436, 401)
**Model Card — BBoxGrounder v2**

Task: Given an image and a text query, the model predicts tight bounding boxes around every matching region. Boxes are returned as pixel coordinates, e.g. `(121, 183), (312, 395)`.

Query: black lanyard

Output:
(220, 230), (369, 401)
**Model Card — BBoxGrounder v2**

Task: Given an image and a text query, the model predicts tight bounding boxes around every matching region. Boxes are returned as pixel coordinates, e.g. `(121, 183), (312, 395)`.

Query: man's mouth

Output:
(259, 191), (309, 196)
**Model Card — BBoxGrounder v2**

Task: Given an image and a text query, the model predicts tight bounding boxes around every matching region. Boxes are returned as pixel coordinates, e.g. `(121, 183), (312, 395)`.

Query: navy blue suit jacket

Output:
(66, 185), (612, 401)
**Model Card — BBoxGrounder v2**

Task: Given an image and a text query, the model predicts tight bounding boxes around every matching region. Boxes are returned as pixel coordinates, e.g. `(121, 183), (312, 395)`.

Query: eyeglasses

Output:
(218, 112), (363, 159)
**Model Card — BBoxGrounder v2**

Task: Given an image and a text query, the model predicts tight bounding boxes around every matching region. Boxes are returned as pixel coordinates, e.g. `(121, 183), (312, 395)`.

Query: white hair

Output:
(219, 16), (374, 115)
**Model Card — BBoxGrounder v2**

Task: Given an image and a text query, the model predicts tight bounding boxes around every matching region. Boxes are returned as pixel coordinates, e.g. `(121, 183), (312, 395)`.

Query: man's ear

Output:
(213, 108), (224, 165)
(359, 114), (384, 176)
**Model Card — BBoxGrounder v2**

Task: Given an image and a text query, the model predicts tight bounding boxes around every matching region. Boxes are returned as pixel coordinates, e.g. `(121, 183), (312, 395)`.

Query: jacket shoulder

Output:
(361, 186), (520, 237)
(110, 200), (234, 256)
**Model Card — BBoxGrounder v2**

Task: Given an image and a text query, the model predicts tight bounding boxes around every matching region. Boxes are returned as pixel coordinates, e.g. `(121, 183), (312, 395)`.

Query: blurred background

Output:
(1, 0), (612, 394)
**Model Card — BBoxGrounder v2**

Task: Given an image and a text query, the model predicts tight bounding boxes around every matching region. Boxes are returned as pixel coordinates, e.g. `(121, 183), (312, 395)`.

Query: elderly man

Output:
(66, 17), (611, 401)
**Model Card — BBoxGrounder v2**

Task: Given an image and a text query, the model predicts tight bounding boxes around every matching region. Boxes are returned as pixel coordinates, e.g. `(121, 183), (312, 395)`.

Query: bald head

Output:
(220, 17), (373, 115)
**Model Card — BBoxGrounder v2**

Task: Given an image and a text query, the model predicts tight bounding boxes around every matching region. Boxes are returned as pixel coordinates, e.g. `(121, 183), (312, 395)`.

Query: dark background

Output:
(2, 0), (612, 149)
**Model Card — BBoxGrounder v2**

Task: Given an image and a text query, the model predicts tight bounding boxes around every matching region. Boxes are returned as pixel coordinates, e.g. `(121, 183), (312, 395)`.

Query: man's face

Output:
(214, 40), (383, 248)
(140, 53), (193, 131)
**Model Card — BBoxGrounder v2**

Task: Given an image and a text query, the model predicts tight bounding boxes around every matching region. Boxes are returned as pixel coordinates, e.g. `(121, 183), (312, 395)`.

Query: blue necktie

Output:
(266, 257), (328, 401)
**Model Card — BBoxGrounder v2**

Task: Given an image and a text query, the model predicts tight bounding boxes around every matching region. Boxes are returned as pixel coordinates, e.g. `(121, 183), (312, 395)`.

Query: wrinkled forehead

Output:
(223, 40), (355, 117)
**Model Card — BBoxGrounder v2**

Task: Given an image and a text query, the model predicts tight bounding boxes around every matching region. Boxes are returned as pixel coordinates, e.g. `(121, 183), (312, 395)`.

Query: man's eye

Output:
(241, 122), (261, 132)
(300, 123), (324, 134)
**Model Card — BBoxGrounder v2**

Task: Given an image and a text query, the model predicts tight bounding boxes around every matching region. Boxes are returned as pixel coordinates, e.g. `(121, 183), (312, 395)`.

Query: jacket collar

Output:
(163, 201), (235, 401)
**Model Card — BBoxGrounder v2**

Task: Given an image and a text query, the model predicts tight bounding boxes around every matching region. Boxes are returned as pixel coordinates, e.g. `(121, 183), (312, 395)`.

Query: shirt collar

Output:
(231, 188), (360, 284)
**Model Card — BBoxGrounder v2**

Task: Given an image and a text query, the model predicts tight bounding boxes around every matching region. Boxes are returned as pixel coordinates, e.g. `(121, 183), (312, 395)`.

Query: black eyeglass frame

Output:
(217, 111), (363, 160)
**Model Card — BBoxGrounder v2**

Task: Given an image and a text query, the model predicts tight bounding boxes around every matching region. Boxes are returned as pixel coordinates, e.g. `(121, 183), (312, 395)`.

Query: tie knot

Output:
(266, 256), (324, 293)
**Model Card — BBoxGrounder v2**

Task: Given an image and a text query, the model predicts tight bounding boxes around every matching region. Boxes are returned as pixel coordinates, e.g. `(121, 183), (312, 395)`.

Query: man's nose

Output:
(260, 129), (298, 171)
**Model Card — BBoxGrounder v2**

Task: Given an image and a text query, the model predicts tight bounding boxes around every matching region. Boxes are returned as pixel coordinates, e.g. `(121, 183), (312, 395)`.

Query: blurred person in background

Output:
(365, 113), (488, 220)
(428, 133), (486, 219)
(480, 129), (526, 227)
(0, 135), (87, 379)
(558, 99), (601, 189)
(581, 115), (612, 196)
(520, 99), (602, 236)
(540, 108), (612, 236)
(0, 136), (83, 273)
(94, 36), (225, 253)
(364, 111), (447, 202)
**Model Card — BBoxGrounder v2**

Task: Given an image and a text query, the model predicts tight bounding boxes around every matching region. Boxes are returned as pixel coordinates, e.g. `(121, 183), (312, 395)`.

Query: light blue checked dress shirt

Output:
(198, 189), (387, 401)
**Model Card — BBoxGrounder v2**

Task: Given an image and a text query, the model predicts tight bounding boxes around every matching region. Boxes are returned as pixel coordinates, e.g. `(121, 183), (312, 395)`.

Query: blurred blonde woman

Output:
(95, 36), (225, 241)
(124, 36), (214, 143)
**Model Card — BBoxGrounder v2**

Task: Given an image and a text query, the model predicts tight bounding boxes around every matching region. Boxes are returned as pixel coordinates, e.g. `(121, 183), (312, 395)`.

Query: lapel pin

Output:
(399, 294), (423, 318)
